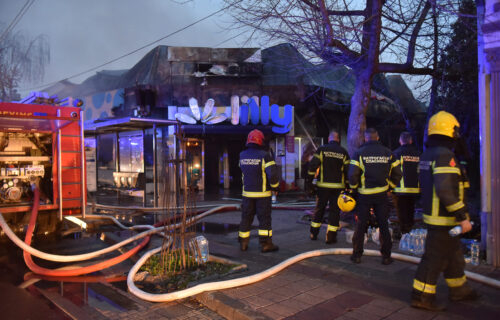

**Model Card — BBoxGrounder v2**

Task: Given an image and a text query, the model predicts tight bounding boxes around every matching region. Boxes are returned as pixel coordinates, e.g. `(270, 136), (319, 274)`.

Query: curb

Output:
(196, 291), (272, 320)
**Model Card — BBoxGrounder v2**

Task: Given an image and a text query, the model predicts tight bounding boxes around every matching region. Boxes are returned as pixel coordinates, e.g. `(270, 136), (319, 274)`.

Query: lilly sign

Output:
(174, 95), (293, 134)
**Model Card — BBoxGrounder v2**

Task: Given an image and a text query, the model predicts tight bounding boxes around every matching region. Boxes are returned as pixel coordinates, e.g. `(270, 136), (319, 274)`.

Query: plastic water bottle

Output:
(408, 230), (416, 254)
(189, 235), (209, 264)
(449, 221), (474, 237)
(470, 240), (480, 266)
(399, 233), (409, 252)
(449, 225), (462, 237)
(272, 194), (277, 203)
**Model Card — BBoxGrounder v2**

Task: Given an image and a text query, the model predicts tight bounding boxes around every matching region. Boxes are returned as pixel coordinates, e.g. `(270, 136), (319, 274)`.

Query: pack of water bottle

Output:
(462, 239), (480, 266)
(398, 228), (427, 255)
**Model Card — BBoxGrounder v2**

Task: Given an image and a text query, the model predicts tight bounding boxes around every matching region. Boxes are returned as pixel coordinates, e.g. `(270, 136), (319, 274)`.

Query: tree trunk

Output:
(347, 69), (373, 155)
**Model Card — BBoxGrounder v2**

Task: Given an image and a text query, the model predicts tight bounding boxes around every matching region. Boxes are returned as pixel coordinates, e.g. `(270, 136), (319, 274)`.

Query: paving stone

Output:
(274, 271), (307, 282)
(154, 303), (194, 318)
(277, 297), (313, 311)
(293, 292), (327, 306)
(393, 306), (436, 320)
(273, 286), (302, 299)
(288, 302), (345, 320)
(368, 298), (406, 311)
(257, 290), (289, 303)
(342, 309), (383, 320)
(259, 306), (285, 319)
(356, 301), (397, 317)
(281, 280), (311, 294)
(262, 301), (299, 318)
(237, 284), (268, 296)
(259, 275), (294, 288)
(244, 295), (274, 308)
(306, 285), (347, 299)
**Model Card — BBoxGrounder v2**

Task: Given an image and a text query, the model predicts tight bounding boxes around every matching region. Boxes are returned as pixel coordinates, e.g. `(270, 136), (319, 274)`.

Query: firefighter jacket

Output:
(239, 144), (280, 198)
(307, 141), (350, 189)
(348, 141), (402, 195)
(419, 146), (469, 227)
(392, 144), (421, 194)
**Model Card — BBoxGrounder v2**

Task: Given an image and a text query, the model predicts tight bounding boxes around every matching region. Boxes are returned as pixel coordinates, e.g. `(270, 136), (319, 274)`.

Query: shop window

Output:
(119, 131), (144, 173)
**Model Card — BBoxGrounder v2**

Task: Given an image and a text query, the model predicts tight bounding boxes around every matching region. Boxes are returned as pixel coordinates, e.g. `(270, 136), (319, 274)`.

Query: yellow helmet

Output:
(337, 191), (356, 212)
(428, 111), (460, 138)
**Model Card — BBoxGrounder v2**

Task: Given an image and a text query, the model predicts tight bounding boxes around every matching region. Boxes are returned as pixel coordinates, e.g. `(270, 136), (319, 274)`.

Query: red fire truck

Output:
(0, 101), (85, 239)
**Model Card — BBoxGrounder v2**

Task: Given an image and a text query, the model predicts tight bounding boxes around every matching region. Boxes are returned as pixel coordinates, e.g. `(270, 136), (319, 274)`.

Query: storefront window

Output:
(119, 131), (144, 173)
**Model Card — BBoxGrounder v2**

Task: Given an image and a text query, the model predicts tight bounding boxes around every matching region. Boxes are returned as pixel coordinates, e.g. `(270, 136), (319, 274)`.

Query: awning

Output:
(84, 117), (178, 134)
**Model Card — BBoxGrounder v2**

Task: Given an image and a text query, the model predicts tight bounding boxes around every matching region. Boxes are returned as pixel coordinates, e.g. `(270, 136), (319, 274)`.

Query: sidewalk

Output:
(195, 206), (500, 320)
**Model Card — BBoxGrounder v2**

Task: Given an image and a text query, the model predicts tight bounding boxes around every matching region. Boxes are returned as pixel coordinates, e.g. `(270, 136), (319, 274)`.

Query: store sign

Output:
(239, 96), (293, 134)
(174, 96), (293, 134)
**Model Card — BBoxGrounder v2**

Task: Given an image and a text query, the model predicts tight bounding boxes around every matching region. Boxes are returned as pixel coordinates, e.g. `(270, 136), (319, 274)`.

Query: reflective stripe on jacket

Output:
(307, 141), (350, 189)
(392, 144), (420, 194)
(348, 141), (402, 195)
(240, 144), (279, 197)
(419, 146), (469, 227)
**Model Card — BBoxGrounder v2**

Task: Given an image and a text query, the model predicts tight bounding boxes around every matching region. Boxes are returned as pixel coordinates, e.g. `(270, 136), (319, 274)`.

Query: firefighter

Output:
(348, 128), (402, 265)
(238, 129), (280, 253)
(306, 130), (350, 244)
(392, 131), (421, 235)
(411, 111), (478, 311)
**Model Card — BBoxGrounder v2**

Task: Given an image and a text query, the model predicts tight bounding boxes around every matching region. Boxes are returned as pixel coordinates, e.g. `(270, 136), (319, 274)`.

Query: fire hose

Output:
(1, 189), (499, 302)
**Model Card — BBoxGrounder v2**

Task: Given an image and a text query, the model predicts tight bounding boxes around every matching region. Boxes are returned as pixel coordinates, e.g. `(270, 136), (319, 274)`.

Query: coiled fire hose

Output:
(22, 187), (151, 276)
(1, 189), (499, 303)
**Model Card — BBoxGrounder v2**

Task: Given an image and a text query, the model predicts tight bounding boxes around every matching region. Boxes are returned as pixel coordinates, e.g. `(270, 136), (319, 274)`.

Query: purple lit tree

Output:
(223, 0), (461, 154)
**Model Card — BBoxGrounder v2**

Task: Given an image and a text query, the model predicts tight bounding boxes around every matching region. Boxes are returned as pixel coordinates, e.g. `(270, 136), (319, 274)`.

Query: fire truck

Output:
(0, 99), (85, 240)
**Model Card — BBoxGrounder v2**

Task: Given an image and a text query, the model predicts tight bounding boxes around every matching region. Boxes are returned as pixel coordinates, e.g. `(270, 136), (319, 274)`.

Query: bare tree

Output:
(223, 0), (460, 154)
(0, 23), (50, 101)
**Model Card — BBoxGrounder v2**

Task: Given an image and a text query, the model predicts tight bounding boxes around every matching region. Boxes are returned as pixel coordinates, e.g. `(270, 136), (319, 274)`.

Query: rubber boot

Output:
(410, 291), (446, 311)
(449, 283), (480, 301)
(239, 237), (249, 251)
(261, 238), (279, 253)
(325, 231), (337, 244)
(310, 226), (319, 240)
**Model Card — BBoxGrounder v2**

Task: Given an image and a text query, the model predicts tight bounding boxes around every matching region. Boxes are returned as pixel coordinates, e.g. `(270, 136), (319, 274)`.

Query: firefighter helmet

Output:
(246, 129), (265, 146)
(428, 111), (460, 138)
(337, 191), (356, 212)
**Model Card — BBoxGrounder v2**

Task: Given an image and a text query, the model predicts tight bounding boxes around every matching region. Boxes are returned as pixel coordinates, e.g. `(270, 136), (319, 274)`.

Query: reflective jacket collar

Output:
(247, 143), (262, 150)
(362, 140), (381, 147)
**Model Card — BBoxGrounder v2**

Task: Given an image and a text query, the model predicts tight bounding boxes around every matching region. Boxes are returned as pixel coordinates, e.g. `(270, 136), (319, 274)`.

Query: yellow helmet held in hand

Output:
(337, 191), (356, 212)
(428, 111), (460, 138)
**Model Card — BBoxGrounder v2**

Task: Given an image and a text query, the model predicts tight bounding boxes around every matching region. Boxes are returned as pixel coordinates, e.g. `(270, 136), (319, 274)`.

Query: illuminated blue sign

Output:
(239, 96), (293, 134)
(174, 95), (293, 134)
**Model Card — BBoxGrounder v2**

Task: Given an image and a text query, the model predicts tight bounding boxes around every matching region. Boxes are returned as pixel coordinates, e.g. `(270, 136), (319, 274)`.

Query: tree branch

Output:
(406, 0), (431, 65)
(299, 0), (366, 16)
(317, 0), (360, 60)
(377, 62), (433, 75)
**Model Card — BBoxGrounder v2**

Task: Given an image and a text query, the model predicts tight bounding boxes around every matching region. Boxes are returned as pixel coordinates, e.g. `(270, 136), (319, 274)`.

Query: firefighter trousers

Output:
(413, 227), (467, 297)
(310, 188), (342, 235)
(239, 197), (273, 241)
(392, 193), (417, 234)
(352, 193), (392, 258)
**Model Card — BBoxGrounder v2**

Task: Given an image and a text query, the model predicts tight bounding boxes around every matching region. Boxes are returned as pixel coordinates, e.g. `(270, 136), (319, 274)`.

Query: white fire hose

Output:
(126, 247), (500, 302)
(0, 205), (237, 263)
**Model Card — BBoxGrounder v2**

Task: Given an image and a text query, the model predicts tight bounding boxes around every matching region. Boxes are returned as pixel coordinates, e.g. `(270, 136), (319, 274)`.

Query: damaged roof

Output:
(44, 44), (421, 117)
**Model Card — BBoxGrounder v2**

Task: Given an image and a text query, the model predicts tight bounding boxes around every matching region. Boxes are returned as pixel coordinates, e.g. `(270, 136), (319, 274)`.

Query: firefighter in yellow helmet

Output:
(411, 111), (479, 311)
